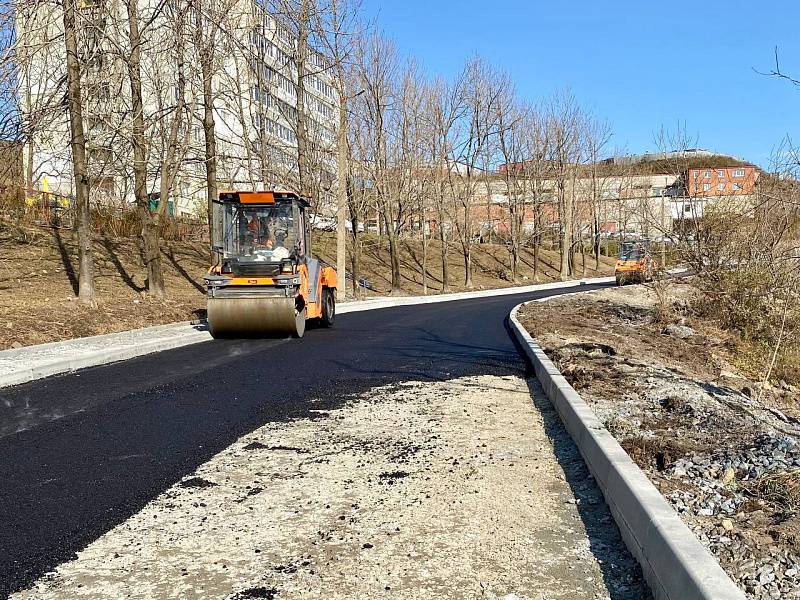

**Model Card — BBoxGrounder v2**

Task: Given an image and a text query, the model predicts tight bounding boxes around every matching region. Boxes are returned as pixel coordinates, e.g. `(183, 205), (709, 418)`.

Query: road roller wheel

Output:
(321, 288), (335, 328)
(208, 296), (302, 339)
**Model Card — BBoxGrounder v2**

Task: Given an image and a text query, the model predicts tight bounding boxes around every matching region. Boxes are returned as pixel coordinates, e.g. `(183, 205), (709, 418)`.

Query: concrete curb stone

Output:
(0, 277), (613, 389)
(509, 301), (745, 600)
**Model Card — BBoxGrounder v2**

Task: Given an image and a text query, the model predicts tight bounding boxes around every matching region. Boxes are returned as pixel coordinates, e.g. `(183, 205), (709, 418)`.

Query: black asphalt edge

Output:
(0, 277), (614, 390)
(509, 302), (746, 600)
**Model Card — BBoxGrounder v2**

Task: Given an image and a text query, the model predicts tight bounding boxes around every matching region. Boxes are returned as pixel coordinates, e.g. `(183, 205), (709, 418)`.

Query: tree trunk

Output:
(196, 0), (218, 249)
(348, 184), (361, 297)
(463, 243), (472, 289)
(421, 221), (428, 295)
(159, 8), (187, 222)
(62, 0), (95, 305)
(384, 213), (402, 294)
(462, 203), (473, 289)
(438, 213), (449, 292)
(581, 237), (587, 277)
(294, 0), (311, 196)
(595, 220), (601, 270)
(559, 183), (571, 280)
(126, 0), (164, 299)
(335, 96), (348, 301)
(349, 229), (360, 296)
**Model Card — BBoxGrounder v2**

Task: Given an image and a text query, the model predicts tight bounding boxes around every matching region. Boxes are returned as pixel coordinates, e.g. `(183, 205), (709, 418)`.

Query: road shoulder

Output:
(12, 374), (648, 600)
(517, 285), (799, 599)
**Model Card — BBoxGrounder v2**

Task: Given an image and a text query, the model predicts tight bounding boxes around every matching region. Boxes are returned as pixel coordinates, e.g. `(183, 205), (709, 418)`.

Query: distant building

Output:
(16, 0), (338, 217)
(686, 165), (758, 197)
(481, 151), (762, 240)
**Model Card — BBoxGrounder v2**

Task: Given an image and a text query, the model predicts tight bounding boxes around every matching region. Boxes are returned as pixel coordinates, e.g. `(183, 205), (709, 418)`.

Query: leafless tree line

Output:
(2, 0), (355, 304)
(1, 0), (672, 308)
(340, 33), (624, 295)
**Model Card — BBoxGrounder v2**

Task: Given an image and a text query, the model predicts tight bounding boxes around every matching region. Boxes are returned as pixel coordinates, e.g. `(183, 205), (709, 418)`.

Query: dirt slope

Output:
(1, 220), (614, 350)
(519, 284), (800, 599)
(315, 233), (616, 296)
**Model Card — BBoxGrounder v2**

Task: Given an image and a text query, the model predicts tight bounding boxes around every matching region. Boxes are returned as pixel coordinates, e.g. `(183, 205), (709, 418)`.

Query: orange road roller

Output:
(615, 239), (657, 286)
(204, 190), (337, 338)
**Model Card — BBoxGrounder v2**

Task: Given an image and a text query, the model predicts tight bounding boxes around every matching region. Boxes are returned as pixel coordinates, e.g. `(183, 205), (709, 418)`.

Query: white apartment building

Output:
(17, 0), (338, 217)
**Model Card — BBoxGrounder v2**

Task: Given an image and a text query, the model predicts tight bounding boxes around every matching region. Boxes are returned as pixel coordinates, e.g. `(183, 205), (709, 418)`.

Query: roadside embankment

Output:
(517, 283), (800, 600)
(0, 218), (614, 350)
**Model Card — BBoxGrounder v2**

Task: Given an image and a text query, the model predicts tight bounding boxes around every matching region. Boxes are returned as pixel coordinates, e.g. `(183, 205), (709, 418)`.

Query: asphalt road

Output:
(0, 283), (610, 597)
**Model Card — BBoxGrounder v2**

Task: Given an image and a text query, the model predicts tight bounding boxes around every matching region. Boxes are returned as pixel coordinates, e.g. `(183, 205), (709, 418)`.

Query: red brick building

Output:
(687, 165), (757, 197)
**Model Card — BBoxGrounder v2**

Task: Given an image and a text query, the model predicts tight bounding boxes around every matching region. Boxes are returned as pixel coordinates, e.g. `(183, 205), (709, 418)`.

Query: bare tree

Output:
(317, 0), (363, 301)
(520, 109), (551, 281)
(546, 91), (584, 280)
(152, 1), (191, 223)
(449, 58), (504, 288)
(353, 31), (404, 292)
(62, 0), (95, 304)
(495, 91), (529, 282)
(583, 116), (613, 270)
(123, 0), (164, 298)
(424, 76), (465, 292)
(194, 0), (219, 245)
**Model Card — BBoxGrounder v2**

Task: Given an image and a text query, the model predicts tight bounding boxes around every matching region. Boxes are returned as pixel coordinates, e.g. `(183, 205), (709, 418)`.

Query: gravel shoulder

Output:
(519, 283), (800, 600)
(12, 375), (648, 600)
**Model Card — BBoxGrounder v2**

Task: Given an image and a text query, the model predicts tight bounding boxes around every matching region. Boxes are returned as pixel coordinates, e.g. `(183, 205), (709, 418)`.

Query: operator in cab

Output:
(271, 230), (291, 261)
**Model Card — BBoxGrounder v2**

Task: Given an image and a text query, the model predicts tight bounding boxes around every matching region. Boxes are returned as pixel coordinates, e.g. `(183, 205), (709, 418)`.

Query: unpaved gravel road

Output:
(13, 375), (647, 600)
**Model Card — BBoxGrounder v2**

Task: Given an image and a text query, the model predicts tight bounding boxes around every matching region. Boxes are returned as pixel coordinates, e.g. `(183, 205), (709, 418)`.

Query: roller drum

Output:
(208, 296), (305, 338)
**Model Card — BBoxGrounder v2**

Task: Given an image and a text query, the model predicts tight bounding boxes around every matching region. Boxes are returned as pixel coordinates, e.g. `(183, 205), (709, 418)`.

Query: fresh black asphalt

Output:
(0, 283), (610, 597)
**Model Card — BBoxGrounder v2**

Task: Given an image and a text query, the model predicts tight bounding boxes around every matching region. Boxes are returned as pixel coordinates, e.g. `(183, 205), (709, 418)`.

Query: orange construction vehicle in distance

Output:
(615, 239), (657, 286)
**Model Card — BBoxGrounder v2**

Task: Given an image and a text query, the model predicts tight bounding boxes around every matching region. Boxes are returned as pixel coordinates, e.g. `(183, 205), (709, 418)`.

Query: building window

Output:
(704, 171), (711, 179)
(684, 204), (692, 213)
(703, 183), (711, 192)
(732, 183), (741, 191)
(733, 169), (745, 177)
(717, 169), (725, 178)
(717, 183), (725, 191)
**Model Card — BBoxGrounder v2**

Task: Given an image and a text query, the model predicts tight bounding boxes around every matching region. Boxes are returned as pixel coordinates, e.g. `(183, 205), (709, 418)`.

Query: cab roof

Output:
(218, 190), (311, 207)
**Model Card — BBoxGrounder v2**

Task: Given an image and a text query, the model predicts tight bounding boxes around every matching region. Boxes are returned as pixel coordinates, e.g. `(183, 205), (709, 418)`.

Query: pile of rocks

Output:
(669, 434), (800, 487)
(663, 433), (800, 598)
(713, 535), (800, 599)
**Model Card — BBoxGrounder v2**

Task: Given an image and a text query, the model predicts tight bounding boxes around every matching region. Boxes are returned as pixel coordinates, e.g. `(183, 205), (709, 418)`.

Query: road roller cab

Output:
(205, 190), (337, 338)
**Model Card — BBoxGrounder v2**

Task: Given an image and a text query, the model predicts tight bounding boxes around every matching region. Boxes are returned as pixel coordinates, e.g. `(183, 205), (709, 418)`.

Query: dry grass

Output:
(746, 470), (800, 513)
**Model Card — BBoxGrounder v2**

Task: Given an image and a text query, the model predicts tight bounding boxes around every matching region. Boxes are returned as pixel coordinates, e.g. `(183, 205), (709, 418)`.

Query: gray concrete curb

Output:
(509, 302), (745, 600)
(337, 276), (615, 314)
(0, 276), (613, 389)
(0, 324), (212, 388)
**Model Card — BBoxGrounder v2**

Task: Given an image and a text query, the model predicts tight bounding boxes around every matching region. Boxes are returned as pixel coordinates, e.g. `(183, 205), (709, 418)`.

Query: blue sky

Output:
(359, 0), (800, 168)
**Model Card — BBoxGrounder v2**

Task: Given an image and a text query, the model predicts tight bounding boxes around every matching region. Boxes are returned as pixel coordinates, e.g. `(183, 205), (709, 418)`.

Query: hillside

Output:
(0, 221), (615, 349)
